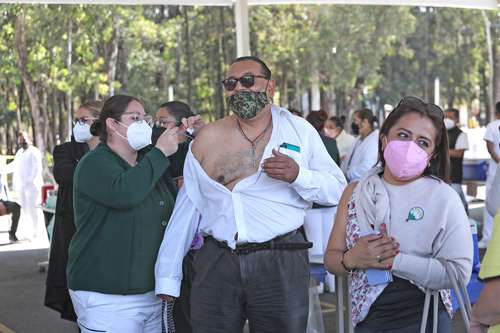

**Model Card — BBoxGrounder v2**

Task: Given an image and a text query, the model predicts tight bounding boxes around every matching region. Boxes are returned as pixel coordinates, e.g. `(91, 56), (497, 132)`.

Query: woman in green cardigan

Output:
(67, 95), (182, 333)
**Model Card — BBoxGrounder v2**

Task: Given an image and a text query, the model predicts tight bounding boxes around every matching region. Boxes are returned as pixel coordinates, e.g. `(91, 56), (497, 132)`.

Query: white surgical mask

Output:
(115, 120), (152, 151)
(73, 123), (93, 143)
(444, 118), (455, 130)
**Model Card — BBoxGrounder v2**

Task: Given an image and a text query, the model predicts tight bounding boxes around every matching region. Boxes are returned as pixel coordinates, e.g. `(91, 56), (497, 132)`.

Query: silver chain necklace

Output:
(236, 117), (272, 168)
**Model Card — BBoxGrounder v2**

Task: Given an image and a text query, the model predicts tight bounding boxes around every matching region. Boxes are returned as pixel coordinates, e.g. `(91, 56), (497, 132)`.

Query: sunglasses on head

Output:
(221, 74), (269, 91)
(395, 96), (444, 119)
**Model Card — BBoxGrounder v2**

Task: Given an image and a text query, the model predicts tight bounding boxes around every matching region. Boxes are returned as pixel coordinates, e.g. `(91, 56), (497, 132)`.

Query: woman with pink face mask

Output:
(325, 96), (473, 333)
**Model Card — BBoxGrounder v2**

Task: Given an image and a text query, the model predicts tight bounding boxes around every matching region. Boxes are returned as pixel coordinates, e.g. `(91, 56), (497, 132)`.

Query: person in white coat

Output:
(479, 104), (500, 248)
(342, 108), (379, 182)
(1, 132), (43, 238)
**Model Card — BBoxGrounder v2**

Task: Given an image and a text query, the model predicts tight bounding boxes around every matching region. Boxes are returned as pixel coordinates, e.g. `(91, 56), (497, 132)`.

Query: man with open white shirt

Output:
(155, 56), (346, 333)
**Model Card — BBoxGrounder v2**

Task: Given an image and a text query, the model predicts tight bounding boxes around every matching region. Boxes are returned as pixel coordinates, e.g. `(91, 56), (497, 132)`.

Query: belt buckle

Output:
(235, 247), (250, 255)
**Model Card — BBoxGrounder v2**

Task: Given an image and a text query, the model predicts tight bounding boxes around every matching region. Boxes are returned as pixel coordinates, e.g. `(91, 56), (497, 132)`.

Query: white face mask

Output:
(444, 118), (455, 130)
(73, 123), (93, 143)
(115, 120), (152, 151)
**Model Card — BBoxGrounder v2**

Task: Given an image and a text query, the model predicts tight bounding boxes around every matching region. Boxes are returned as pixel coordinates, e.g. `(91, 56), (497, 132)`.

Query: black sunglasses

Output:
(395, 96), (444, 119)
(221, 74), (268, 91)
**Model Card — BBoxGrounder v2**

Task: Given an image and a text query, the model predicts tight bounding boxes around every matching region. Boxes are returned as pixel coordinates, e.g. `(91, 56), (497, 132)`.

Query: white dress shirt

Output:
(155, 106), (347, 297)
(342, 129), (379, 182)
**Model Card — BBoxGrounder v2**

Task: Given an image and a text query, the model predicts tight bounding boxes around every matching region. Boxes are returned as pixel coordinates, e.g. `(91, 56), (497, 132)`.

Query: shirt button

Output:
(159, 201), (165, 207)
(161, 220), (168, 226)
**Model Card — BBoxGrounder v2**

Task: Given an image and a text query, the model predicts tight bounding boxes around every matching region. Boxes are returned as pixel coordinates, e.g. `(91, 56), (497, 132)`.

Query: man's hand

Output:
(158, 294), (175, 303)
(262, 149), (299, 183)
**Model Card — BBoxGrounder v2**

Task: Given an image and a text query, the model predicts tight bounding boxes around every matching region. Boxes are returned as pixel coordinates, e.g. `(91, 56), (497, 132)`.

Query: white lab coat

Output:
(2, 145), (43, 193)
(341, 129), (380, 182)
(1, 145), (43, 236)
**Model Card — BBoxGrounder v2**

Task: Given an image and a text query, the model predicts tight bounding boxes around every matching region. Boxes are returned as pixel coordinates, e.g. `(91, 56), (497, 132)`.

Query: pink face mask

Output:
(383, 140), (430, 180)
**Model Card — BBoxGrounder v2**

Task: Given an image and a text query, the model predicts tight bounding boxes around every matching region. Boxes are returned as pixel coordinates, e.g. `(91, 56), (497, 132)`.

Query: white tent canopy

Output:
(1, 0), (497, 55)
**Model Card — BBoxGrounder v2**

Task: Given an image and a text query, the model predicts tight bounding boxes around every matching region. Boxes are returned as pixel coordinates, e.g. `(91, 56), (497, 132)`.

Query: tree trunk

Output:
(107, 14), (120, 97)
(219, 7), (228, 65)
(66, 16), (73, 142)
(58, 93), (66, 140)
(279, 64), (287, 107)
(15, 82), (23, 132)
(216, 7), (227, 119)
(482, 10), (495, 123)
(52, 92), (61, 145)
(15, 8), (46, 158)
(117, 36), (129, 93)
(183, 7), (193, 106)
(175, 27), (182, 99)
(41, 87), (48, 146)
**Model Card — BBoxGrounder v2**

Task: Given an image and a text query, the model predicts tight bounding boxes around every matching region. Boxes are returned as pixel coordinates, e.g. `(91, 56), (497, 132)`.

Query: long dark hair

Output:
(90, 95), (142, 143)
(378, 96), (450, 183)
(159, 101), (194, 122)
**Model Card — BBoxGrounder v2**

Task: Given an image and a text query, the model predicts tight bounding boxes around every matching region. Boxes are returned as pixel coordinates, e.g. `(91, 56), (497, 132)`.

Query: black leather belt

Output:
(205, 230), (313, 255)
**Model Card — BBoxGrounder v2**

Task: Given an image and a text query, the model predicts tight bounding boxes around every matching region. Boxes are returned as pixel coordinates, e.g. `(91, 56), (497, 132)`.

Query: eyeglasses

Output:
(395, 96), (444, 119)
(221, 74), (269, 91)
(122, 112), (154, 127)
(156, 117), (181, 128)
(75, 117), (97, 126)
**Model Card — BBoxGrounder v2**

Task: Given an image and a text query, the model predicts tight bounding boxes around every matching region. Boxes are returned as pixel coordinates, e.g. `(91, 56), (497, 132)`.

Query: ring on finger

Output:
(376, 255), (382, 263)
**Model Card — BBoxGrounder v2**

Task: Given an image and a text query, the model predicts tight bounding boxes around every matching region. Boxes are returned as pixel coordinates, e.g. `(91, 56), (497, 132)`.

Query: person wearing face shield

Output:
(0, 131), (43, 239)
(155, 56), (347, 333)
(67, 95), (183, 333)
(444, 108), (469, 213)
(44, 100), (103, 323)
(325, 97), (472, 332)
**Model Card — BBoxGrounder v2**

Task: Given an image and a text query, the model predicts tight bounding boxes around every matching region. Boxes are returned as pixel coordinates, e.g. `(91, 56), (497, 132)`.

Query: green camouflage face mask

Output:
(226, 91), (269, 120)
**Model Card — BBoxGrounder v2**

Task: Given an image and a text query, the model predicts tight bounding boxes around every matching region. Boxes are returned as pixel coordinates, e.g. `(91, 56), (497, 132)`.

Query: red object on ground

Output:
(41, 184), (55, 205)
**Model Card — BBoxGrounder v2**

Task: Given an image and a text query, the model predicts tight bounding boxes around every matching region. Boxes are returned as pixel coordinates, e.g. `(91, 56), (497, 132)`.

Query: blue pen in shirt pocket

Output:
(278, 142), (301, 164)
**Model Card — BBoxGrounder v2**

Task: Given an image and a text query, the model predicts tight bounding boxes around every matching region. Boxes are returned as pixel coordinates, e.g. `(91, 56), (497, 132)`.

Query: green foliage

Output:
(0, 4), (496, 155)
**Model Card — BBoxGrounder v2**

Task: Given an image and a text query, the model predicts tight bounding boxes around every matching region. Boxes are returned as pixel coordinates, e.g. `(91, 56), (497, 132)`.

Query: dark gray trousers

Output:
(1, 200), (21, 236)
(190, 233), (310, 333)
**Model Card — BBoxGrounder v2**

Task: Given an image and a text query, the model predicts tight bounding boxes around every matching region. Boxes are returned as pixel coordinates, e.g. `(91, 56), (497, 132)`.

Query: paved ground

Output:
(0, 203), (484, 333)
